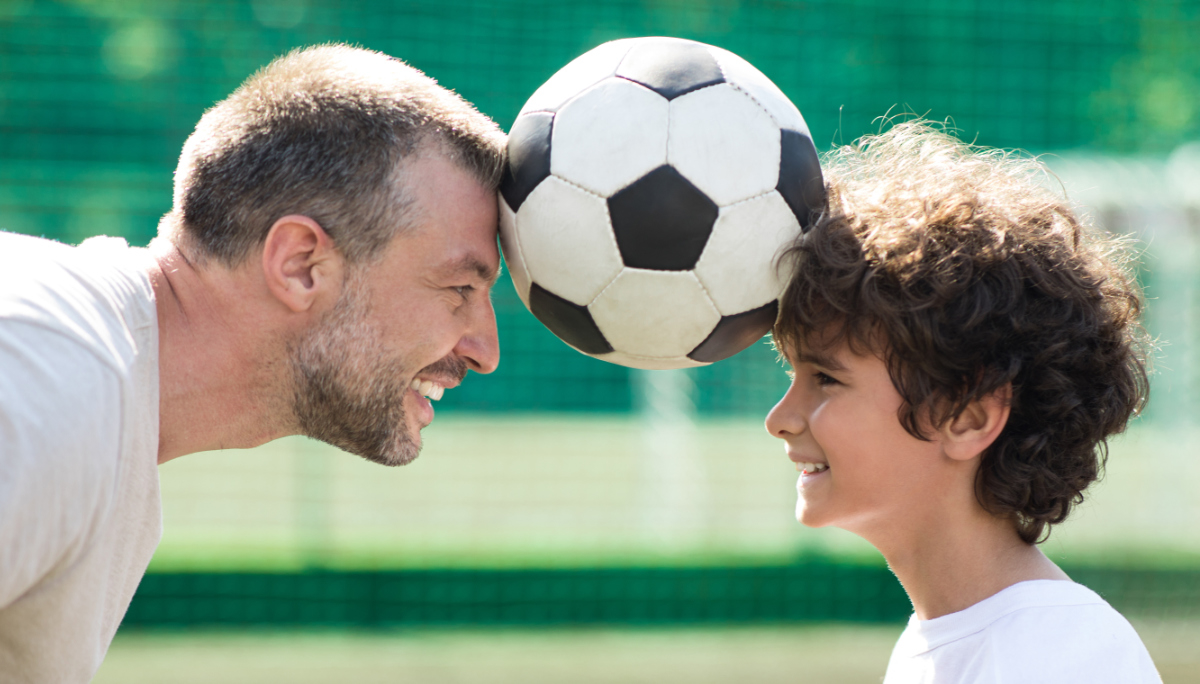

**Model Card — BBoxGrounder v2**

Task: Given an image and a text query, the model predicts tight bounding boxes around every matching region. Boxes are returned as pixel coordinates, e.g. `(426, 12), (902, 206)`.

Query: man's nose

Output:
(454, 297), (500, 374)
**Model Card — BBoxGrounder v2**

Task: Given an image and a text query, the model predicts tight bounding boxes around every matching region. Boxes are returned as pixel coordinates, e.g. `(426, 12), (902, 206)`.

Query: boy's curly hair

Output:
(774, 121), (1150, 544)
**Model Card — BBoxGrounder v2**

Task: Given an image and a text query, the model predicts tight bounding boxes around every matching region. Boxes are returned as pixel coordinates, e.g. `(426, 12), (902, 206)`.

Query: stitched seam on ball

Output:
(726, 81), (782, 130)
(549, 172), (608, 200)
(536, 175), (623, 305)
(709, 45), (789, 130)
(721, 188), (779, 211)
(686, 268), (722, 319)
(587, 269), (625, 308)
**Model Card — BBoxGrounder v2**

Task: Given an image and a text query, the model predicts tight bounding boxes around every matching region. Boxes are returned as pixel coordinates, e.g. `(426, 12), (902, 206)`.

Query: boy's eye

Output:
(813, 371), (838, 386)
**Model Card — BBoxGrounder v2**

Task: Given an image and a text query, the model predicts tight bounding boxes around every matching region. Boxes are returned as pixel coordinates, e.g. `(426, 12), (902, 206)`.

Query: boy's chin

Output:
(795, 503), (827, 527)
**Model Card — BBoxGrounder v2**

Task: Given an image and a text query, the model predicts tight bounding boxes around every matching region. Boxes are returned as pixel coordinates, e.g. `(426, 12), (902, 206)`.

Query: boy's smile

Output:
(765, 340), (949, 537)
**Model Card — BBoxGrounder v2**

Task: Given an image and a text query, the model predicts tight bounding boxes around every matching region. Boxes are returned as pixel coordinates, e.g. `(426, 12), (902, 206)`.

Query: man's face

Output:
(291, 152), (500, 466)
(764, 339), (948, 540)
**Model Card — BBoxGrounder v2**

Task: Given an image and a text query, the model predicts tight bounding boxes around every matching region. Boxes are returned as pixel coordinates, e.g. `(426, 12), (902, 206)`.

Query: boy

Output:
(765, 122), (1161, 682)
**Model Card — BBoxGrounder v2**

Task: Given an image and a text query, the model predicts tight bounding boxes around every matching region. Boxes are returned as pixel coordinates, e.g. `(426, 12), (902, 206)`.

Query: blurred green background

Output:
(2, 0), (1199, 681)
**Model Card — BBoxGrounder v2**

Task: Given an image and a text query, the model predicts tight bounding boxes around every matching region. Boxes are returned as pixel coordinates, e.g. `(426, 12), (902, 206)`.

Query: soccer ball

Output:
(499, 36), (824, 370)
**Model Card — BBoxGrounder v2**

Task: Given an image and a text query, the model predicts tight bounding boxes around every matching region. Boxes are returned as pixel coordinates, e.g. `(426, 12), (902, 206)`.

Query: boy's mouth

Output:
(796, 461), (829, 475)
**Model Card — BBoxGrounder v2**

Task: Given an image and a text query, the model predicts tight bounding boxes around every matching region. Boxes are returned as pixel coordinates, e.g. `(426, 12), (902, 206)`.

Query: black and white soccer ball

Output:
(499, 37), (824, 370)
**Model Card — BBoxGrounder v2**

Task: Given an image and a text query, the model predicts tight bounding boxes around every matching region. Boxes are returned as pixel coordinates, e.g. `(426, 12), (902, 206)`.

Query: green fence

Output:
(4, 0), (1198, 414)
(123, 562), (1200, 627)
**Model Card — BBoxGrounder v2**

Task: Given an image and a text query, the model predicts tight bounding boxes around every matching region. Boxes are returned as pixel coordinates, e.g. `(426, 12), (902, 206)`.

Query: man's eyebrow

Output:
(792, 349), (848, 372)
(443, 255), (500, 286)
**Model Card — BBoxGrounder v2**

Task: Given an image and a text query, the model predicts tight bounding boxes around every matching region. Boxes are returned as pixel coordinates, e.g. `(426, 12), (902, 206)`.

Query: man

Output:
(0, 44), (504, 682)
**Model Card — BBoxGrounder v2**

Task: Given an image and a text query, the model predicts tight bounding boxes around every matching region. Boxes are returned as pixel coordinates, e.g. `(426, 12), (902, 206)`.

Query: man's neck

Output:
(876, 505), (1070, 621)
(148, 239), (295, 463)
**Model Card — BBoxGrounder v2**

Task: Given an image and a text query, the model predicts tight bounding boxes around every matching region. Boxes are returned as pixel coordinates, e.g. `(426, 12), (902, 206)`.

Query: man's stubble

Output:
(288, 272), (420, 467)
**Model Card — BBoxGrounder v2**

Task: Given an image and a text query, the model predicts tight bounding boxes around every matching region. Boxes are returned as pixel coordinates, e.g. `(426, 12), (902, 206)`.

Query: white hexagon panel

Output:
(497, 196), (531, 307)
(694, 191), (802, 315)
(550, 78), (669, 197)
(589, 269), (721, 361)
(499, 36), (826, 369)
(668, 83), (781, 207)
(515, 177), (622, 307)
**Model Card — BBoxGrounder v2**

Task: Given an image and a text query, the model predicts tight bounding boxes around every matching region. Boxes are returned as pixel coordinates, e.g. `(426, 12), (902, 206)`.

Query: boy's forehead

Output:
(779, 328), (846, 366)
(789, 343), (849, 371)
(782, 323), (887, 369)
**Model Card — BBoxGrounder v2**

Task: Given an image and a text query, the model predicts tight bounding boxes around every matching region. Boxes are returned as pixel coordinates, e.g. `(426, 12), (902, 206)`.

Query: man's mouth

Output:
(795, 461), (829, 475)
(409, 378), (446, 401)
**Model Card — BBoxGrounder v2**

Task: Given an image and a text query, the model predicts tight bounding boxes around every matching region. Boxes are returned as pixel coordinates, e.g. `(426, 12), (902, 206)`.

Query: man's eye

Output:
(454, 285), (473, 298)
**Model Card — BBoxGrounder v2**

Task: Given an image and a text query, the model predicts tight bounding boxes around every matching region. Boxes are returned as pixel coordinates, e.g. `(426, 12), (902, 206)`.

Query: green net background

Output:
(3, 0), (1200, 640)
(4, 0), (1199, 415)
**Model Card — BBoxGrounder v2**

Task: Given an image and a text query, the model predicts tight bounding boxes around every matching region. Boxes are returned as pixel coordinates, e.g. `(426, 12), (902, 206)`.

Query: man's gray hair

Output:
(164, 43), (505, 266)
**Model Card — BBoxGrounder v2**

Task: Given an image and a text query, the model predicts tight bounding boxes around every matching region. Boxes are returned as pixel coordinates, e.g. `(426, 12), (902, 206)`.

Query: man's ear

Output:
(261, 215), (344, 313)
(939, 384), (1012, 462)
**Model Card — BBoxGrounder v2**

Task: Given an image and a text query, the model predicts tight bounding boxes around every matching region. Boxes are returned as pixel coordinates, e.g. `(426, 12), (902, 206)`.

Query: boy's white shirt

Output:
(883, 579), (1161, 683)
(0, 233), (162, 682)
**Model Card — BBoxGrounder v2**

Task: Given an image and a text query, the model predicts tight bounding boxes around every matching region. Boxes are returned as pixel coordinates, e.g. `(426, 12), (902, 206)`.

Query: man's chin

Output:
(365, 434), (421, 467)
(315, 428), (421, 467)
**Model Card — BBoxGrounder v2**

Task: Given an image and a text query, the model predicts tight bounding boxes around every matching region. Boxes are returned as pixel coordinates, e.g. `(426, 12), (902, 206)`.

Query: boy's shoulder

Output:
(884, 580), (1161, 684)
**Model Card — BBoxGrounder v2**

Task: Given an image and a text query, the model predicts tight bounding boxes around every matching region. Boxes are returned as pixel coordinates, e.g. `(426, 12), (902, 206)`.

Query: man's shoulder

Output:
(0, 231), (156, 372)
(0, 231), (159, 484)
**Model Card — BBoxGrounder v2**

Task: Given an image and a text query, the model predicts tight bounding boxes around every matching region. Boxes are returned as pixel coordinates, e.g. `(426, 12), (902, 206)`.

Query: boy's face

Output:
(765, 339), (951, 538)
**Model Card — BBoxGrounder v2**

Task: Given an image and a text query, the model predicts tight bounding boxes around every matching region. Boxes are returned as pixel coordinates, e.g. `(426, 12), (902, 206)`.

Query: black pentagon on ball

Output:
(529, 283), (613, 355)
(688, 300), (779, 363)
(777, 129), (826, 232)
(615, 40), (725, 100)
(608, 165), (719, 271)
(500, 112), (554, 212)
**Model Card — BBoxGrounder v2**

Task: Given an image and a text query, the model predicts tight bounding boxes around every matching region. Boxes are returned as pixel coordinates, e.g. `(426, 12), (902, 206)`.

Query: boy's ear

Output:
(261, 215), (344, 314)
(939, 384), (1012, 462)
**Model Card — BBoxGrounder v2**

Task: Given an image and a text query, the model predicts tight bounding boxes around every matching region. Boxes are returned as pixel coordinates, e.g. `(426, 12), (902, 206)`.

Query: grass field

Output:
(115, 416), (1200, 682)
(93, 620), (1200, 684)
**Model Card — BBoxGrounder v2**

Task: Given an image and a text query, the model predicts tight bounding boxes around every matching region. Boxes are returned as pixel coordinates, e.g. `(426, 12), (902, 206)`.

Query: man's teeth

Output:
(798, 462), (829, 474)
(409, 379), (445, 401)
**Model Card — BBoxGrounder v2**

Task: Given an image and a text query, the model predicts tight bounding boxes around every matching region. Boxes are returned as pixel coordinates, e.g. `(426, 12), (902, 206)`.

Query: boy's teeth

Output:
(799, 462), (829, 474)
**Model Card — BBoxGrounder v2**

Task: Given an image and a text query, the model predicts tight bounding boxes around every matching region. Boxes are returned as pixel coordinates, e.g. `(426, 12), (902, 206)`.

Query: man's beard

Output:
(288, 275), (425, 467)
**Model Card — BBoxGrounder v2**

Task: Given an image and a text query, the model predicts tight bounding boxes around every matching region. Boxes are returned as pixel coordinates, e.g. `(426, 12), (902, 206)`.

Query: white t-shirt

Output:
(884, 579), (1161, 684)
(0, 232), (162, 683)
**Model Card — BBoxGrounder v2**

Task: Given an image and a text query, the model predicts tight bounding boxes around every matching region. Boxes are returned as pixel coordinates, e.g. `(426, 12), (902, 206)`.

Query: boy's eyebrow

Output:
(793, 349), (848, 372)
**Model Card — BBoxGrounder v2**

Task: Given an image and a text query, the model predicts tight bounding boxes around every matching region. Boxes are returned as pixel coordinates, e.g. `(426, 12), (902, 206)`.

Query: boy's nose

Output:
(765, 391), (807, 439)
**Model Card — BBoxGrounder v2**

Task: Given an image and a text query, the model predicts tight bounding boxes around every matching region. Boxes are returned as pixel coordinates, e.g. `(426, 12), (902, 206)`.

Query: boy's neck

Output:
(879, 509), (1070, 621)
